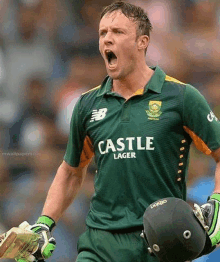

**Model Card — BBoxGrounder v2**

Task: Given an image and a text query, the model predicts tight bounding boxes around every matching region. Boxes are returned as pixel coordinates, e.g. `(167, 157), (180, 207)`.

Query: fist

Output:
(16, 216), (56, 262)
(202, 194), (220, 246)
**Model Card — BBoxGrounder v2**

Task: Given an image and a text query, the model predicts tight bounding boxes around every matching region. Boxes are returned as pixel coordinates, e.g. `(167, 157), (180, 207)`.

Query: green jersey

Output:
(64, 66), (220, 230)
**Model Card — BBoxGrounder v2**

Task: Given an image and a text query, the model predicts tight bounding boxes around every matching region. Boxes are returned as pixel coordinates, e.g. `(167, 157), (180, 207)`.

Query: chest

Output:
(84, 93), (183, 151)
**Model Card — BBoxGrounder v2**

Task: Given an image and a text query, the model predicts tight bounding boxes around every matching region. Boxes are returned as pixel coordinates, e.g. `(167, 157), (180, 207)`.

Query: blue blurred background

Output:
(0, 0), (219, 261)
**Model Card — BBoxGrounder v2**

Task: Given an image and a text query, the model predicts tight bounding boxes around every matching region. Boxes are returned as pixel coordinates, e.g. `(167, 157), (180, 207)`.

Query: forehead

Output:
(99, 11), (136, 30)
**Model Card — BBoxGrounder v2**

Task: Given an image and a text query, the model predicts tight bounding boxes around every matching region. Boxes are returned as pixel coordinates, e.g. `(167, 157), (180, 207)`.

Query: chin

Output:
(109, 74), (119, 80)
(107, 71), (118, 79)
(107, 69), (123, 80)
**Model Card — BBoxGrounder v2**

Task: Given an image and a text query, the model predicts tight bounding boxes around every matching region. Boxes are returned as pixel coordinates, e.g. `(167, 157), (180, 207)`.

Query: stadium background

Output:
(0, 0), (219, 261)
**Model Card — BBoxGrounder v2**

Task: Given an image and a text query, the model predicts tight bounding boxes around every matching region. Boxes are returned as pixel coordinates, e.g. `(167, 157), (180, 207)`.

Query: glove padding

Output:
(16, 216), (56, 262)
(202, 193), (220, 246)
(0, 221), (40, 261)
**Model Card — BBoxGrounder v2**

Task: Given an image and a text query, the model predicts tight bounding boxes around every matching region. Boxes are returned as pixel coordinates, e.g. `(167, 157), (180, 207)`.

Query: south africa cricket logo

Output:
(146, 101), (162, 120)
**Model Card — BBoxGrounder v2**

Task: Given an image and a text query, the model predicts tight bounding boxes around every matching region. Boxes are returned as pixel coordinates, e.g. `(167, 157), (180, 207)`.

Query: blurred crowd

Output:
(0, 0), (219, 261)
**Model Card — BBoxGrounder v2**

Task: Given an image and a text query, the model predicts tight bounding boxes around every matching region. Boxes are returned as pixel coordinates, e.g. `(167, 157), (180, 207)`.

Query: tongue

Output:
(109, 57), (117, 66)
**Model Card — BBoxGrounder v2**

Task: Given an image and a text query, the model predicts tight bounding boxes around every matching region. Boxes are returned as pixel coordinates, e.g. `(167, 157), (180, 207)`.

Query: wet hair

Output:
(100, 1), (153, 38)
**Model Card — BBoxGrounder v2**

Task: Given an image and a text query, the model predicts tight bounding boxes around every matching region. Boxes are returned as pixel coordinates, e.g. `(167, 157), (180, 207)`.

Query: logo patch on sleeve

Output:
(146, 101), (162, 120)
(207, 111), (218, 122)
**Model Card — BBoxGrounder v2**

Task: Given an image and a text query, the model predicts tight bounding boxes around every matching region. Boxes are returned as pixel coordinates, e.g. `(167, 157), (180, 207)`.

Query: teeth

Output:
(105, 51), (111, 60)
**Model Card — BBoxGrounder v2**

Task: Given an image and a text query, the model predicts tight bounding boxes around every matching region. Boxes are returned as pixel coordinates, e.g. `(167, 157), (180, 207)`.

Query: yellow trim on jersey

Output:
(82, 85), (101, 95)
(183, 126), (212, 155)
(165, 75), (186, 85)
(133, 88), (144, 95)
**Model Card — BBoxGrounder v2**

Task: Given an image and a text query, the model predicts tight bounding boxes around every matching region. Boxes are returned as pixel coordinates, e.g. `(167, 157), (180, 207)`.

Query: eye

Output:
(99, 30), (107, 37)
(113, 29), (123, 34)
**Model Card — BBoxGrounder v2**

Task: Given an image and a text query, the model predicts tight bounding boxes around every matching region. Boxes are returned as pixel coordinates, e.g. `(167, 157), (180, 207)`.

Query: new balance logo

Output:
(90, 108), (107, 122)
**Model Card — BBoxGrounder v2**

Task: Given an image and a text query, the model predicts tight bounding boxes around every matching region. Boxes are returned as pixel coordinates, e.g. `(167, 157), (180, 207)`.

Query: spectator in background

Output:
(53, 54), (106, 138)
(202, 75), (220, 108)
(0, 0), (80, 102)
(64, 0), (113, 57)
(0, 151), (11, 230)
(0, 0), (54, 104)
(8, 75), (55, 150)
(0, 152), (11, 262)
(181, 0), (220, 86)
(128, 0), (189, 80)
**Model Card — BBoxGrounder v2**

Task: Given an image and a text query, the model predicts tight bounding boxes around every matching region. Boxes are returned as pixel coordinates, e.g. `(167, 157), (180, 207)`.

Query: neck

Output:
(112, 65), (154, 100)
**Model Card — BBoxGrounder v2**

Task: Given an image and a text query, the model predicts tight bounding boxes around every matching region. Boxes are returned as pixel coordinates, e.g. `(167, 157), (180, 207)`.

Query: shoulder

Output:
(164, 75), (201, 94)
(79, 76), (110, 106)
(164, 75), (187, 87)
(160, 74), (187, 99)
(77, 84), (102, 109)
(75, 79), (108, 116)
(163, 74), (203, 99)
(81, 85), (102, 97)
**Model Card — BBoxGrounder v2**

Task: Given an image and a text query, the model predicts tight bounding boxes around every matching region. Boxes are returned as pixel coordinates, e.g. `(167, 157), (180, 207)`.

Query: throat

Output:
(111, 66), (154, 100)
(112, 84), (144, 100)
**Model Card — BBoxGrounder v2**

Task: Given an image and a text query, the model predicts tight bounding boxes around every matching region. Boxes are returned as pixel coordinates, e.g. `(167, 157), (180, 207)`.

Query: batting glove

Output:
(16, 216), (56, 262)
(201, 193), (220, 246)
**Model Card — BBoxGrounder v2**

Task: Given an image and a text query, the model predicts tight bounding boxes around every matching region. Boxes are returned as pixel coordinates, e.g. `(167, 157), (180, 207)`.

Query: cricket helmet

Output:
(142, 197), (212, 262)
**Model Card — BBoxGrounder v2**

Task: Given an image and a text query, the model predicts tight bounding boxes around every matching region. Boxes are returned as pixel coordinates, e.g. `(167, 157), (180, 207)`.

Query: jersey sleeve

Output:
(183, 84), (220, 155)
(63, 97), (94, 167)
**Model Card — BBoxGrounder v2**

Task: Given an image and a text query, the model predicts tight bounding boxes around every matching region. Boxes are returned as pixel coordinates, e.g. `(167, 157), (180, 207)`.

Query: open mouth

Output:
(105, 50), (117, 66)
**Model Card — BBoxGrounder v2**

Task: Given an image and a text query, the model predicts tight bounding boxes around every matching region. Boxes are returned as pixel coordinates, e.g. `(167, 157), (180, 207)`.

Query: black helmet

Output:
(143, 197), (212, 262)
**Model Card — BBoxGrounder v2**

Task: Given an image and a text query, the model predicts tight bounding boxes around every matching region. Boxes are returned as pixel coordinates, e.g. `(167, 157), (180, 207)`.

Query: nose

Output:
(103, 32), (113, 45)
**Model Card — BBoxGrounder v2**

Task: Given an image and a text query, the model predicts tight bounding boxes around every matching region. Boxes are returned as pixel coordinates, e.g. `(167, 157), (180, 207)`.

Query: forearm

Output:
(214, 162), (220, 193)
(41, 161), (87, 222)
(212, 148), (220, 193)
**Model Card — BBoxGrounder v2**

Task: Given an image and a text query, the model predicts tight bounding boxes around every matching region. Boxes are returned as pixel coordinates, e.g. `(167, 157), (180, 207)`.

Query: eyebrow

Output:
(99, 26), (126, 33)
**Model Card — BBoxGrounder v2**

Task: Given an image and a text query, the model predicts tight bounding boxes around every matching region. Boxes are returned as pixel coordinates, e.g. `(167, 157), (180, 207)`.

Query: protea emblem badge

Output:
(146, 101), (162, 120)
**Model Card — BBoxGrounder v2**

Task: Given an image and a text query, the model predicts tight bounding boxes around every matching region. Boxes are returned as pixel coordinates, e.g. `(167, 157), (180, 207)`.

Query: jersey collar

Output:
(97, 66), (166, 97)
(145, 66), (166, 94)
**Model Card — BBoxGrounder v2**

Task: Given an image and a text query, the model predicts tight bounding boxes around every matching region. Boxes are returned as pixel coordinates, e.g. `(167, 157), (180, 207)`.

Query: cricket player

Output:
(11, 1), (220, 262)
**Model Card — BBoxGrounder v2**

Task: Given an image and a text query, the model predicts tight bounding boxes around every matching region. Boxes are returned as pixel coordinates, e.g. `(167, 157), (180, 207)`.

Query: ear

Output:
(137, 35), (150, 51)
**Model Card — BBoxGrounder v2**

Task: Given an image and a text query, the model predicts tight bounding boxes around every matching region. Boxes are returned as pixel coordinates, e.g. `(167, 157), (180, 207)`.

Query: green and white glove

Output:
(30, 216), (56, 261)
(202, 193), (220, 246)
(16, 216), (56, 262)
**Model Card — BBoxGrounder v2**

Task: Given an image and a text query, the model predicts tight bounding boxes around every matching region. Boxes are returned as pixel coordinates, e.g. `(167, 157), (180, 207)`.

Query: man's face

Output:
(99, 11), (140, 80)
